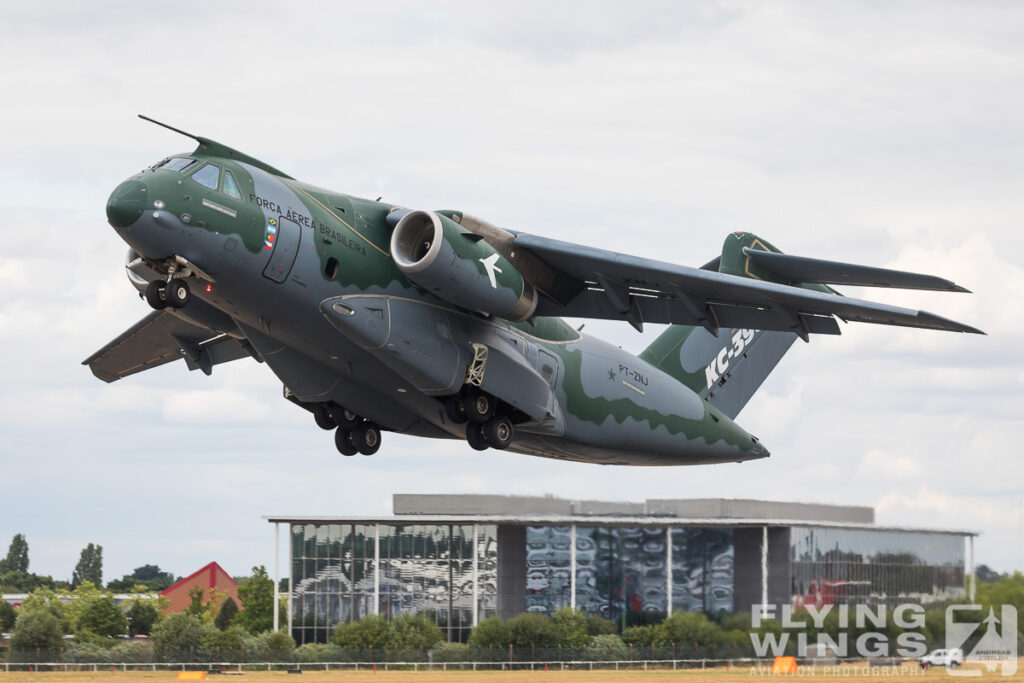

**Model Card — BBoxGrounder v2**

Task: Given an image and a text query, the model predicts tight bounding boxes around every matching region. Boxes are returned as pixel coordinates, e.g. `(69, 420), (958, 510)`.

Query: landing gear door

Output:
(263, 216), (301, 283)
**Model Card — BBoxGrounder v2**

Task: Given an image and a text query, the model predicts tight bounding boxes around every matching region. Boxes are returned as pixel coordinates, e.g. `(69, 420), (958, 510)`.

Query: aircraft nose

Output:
(106, 180), (148, 228)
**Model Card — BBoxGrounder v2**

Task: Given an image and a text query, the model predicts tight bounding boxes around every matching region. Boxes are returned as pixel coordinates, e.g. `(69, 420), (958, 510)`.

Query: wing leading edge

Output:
(513, 233), (982, 339)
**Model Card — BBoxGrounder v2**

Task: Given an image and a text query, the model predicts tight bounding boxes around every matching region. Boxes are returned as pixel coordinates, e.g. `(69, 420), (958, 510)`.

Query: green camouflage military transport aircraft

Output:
(86, 116), (983, 465)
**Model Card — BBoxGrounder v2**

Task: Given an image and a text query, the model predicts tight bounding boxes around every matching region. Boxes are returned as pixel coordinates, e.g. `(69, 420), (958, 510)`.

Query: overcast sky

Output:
(1, 1), (1021, 586)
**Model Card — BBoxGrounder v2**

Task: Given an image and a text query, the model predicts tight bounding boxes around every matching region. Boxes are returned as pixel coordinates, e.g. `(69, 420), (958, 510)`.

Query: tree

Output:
(10, 610), (63, 658)
(0, 534), (29, 574)
(550, 607), (590, 647)
(467, 615), (509, 648)
(186, 586), (206, 617)
(505, 612), (557, 648)
(976, 564), (1008, 584)
(588, 633), (628, 659)
(976, 571), (1024, 635)
(76, 593), (127, 638)
(71, 543), (103, 588)
(150, 612), (209, 661)
(126, 598), (160, 637)
(212, 624), (248, 659)
(585, 614), (617, 636)
(19, 587), (68, 633)
(263, 630), (296, 661)
(388, 614), (443, 649)
(331, 614), (390, 649)
(659, 611), (722, 647)
(0, 599), (17, 631)
(0, 571), (56, 593)
(235, 565), (274, 634)
(215, 596), (239, 631)
(107, 564), (175, 592)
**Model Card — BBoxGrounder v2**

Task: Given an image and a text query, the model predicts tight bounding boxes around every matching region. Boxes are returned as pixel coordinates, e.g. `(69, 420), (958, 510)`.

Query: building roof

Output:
(263, 494), (978, 536)
(159, 562), (240, 614)
(160, 561), (235, 597)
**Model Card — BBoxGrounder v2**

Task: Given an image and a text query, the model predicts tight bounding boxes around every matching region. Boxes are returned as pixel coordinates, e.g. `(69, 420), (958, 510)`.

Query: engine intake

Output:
(390, 210), (537, 321)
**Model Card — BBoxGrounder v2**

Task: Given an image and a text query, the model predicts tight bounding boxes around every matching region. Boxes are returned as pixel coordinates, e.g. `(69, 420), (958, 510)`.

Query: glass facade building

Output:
(526, 526), (734, 621)
(269, 496), (974, 643)
(790, 526), (965, 608)
(290, 523), (497, 644)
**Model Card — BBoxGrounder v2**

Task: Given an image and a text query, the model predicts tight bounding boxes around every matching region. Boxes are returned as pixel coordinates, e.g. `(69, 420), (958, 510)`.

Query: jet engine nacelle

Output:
(390, 210), (537, 321)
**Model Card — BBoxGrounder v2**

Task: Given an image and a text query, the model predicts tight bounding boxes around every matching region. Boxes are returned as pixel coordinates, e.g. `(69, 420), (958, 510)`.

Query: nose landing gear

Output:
(144, 278), (190, 310)
(145, 280), (167, 310)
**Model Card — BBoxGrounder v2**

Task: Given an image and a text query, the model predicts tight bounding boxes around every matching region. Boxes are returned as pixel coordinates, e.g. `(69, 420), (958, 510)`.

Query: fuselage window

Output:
(159, 157), (198, 172)
(222, 171), (242, 200)
(190, 164), (221, 190)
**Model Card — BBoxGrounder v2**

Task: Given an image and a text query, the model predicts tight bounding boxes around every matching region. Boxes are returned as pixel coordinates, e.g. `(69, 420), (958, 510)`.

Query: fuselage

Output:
(105, 146), (768, 465)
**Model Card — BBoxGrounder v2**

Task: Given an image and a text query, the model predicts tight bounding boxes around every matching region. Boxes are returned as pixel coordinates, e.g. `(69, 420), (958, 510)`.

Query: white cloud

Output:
(161, 390), (273, 425)
(857, 449), (921, 481)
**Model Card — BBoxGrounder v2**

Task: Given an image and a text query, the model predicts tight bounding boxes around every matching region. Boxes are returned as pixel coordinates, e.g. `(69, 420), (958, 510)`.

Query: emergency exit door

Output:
(263, 215), (301, 283)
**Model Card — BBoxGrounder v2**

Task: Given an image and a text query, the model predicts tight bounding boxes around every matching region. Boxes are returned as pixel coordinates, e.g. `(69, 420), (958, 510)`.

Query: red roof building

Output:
(160, 562), (239, 614)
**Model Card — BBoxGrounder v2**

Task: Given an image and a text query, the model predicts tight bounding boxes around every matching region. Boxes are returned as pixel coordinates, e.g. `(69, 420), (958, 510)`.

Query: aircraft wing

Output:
(83, 310), (252, 382)
(513, 234), (983, 338)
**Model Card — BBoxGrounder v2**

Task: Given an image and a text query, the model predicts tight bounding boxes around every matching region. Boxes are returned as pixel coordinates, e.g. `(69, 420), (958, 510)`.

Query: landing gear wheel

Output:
(352, 422), (381, 455)
(444, 397), (468, 424)
(165, 278), (190, 308)
(334, 428), (357, 456)
(462, 388), (495, 424)
(145, 281), (167, 310)
(466, 423), (489, 451)
(484, 415), (514, 450)
(330, 405), (360, 429)
(314, 405), (335, 430)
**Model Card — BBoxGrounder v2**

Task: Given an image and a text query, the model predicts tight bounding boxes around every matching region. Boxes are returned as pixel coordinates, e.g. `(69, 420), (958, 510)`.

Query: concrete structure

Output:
(266, 495), (975, 644)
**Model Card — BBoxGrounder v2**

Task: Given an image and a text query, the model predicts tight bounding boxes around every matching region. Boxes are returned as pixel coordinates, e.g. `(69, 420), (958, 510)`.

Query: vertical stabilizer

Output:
(639, 232), (823, 419)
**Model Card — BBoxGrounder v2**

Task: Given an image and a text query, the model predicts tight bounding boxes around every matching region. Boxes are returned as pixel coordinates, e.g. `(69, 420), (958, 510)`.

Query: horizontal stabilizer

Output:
(741, 247), (970, 292)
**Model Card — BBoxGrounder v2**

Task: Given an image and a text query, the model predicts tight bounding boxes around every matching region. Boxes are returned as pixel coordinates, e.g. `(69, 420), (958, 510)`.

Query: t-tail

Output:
(640, 230), (977, 418)
(640, 233), (814, 418)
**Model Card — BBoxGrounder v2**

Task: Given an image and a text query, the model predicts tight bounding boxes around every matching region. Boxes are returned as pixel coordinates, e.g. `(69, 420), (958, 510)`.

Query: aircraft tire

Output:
(466, 423), (489, 451)
(462, 388), (495, 424)
(166, 278), (190, 308)
(484, 415), (513, 450)
(335, 428), (358, 456)
(330, 405), (360, 429)
(353, 422), (381, 455)
(314, 405), (335, 430)
(145, 281), (167, 310)
(444, 397), (468, 424)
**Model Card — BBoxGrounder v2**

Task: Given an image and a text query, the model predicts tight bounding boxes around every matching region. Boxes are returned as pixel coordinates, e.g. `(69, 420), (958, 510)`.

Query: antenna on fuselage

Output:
(138, 115), (201, 144)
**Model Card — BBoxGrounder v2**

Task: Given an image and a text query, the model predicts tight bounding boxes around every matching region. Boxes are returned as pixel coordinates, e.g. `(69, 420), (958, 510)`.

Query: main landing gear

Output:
(313, 402), (382, 456)
(445, 387), (515, 451)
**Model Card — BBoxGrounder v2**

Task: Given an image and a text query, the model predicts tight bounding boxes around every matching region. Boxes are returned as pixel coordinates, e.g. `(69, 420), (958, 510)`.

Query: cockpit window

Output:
(190, 164), (221, 190)
(222, 171), (241, 200)
(159, 157), (198, 172)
